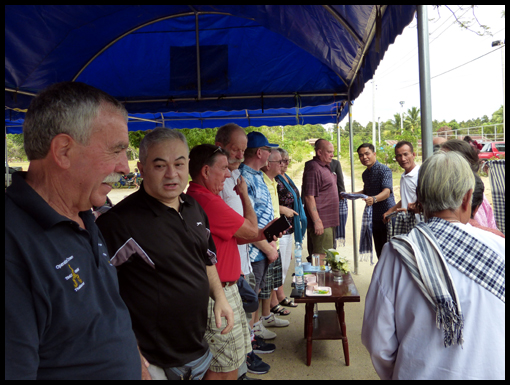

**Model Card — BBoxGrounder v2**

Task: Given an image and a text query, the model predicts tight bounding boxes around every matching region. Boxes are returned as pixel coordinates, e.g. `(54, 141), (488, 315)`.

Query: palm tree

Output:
(385, 113), (402, 134)
(404, 107), (421, 134)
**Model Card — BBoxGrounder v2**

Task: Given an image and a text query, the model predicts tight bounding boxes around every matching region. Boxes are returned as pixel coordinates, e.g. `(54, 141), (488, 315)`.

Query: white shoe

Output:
(253, 322), (277, 340)
(261, 313), (290, 328)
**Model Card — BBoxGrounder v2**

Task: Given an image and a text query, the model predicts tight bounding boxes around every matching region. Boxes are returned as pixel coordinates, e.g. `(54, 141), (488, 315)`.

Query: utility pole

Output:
(378, 116), (381, 146)
(492, 40), (505, 139)
(399, 101), (405, 135)
(417, 5), (433, 160)
(372, 81), (376, 148)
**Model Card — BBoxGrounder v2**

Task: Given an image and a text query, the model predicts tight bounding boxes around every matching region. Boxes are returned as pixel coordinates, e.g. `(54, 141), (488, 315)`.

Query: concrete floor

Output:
(107, 184), (381, 380)
(245, 198), (380, 381)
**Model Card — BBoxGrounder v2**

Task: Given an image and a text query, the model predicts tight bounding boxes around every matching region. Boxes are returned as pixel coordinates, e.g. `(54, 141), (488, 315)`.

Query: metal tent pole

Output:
(348, 99), (359, 274)
(417, 5), (433, 160)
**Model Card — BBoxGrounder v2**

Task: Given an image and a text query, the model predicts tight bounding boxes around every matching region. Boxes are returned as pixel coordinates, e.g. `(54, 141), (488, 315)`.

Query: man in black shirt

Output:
(356, 143), (395, 257)
(5, 82), (141, 380)
(97, 128), (234, 380)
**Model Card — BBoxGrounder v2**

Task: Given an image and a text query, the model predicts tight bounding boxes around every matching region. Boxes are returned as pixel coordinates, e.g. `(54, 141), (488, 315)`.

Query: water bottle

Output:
(294, 242), (305, 291)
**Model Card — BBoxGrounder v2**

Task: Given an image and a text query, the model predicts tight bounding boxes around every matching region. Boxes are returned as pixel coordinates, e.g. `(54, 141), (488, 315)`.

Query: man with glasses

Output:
(260, 149), (292, 322)
(239, 132), (287, 340)
(215, 124), (274, 377)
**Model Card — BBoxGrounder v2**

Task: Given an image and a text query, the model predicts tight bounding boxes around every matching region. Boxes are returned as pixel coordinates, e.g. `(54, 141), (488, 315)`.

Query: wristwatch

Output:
(373, 196), (377, 204)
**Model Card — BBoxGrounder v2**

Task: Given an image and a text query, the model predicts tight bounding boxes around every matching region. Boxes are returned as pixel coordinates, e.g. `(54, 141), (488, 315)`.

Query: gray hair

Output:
(139, 127), (188, 165)
(277, 148), (289, 158)
(417, 150), (475, 218)
(215, 123), (246, 145)
(23, 82), (128, 160)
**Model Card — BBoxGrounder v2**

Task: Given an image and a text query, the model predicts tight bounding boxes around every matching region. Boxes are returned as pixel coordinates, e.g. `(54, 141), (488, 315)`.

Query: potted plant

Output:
(324, 249), (349, 282)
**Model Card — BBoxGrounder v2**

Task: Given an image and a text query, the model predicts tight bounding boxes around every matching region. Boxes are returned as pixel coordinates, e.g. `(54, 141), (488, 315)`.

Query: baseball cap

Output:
(246, 131), (279, 149)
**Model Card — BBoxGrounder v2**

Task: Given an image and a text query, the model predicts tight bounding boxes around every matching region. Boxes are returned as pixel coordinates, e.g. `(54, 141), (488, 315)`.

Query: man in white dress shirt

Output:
(362, 150), (505, 380)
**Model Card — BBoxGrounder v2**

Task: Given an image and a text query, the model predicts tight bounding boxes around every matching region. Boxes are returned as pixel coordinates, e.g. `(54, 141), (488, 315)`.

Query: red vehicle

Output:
(478, 141), (505, 160)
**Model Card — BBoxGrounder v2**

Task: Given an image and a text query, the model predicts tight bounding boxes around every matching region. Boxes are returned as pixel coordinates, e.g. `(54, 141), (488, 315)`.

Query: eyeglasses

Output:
(268, 160), (284, 165)
(207, 146), (228, 160)
(281, 159), (291, 164)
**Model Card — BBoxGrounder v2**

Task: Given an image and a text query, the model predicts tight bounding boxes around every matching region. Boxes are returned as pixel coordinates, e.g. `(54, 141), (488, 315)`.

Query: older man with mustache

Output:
(5, 82), (142, 380)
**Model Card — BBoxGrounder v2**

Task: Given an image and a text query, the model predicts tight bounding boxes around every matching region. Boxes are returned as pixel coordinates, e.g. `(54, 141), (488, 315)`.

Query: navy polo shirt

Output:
(362, 161), (396, 228)
(5, 172), (141, 380)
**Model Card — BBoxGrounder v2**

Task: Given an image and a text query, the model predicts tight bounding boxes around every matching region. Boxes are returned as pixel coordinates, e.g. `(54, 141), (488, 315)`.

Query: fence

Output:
(433, 123), (505, 143)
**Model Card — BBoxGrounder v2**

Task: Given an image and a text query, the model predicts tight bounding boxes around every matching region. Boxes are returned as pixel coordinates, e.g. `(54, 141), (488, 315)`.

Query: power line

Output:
(377, 7), (470, 81)
(397, 45), (504, 90)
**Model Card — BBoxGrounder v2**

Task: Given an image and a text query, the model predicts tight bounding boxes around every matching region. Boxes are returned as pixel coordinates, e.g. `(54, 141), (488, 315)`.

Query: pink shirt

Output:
(474, 194), (498, 230)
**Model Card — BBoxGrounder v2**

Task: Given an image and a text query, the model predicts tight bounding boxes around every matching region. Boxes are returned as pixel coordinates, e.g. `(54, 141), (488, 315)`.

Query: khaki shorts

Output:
(308, 226), (335, 254)
(205, 283), (252, 373)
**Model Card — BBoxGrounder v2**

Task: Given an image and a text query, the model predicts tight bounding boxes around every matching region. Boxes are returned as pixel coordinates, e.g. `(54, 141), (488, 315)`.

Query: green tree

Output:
(6, 134), (26, 161)
(386, 113), (403, 134)
(404, 107), (421, 134)
(448, 120), (460, 131)
(491, 105), (503, 124)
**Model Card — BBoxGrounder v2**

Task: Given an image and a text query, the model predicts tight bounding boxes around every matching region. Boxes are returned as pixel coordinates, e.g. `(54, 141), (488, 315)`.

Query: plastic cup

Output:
(317, 271), (325, 287)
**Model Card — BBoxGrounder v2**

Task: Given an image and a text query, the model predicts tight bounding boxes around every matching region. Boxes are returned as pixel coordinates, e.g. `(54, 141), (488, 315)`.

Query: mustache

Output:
(102, 173), (123, 184)
(229, 158), (244, 164)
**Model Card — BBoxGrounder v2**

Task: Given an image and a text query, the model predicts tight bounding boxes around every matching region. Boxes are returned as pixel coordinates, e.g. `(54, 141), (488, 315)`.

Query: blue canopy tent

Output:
(5, 5), (416, 120)
(6, 5), (426, 272)
(5, 102), (349, 134)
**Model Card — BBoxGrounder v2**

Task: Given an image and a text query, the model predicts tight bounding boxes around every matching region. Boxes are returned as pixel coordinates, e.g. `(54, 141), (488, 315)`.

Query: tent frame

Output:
(6, 6), (434, 275)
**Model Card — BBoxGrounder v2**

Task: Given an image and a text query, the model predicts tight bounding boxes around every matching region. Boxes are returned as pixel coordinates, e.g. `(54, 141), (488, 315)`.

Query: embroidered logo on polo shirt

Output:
(66, 264), (84, 291)
(56, 255), (85, 292)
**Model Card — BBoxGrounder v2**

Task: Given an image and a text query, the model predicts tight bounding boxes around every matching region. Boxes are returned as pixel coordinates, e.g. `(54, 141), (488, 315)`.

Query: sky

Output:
(337, 5), (506, 129)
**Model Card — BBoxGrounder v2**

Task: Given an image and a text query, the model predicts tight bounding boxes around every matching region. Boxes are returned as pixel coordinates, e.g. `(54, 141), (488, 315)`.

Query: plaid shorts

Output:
(205, 283), (252, 372)
(259, 251), (282, 299)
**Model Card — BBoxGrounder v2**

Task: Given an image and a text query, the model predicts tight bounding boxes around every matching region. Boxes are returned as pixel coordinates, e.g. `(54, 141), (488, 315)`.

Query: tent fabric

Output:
(5, 102), (349, 134)
(5, 5), (416, 122)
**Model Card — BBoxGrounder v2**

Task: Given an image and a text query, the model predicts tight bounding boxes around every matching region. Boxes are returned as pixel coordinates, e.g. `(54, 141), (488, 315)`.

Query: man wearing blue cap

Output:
(239, 132), (289, 341)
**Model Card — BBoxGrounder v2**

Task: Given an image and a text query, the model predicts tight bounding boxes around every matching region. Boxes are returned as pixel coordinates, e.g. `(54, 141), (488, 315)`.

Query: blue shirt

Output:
(362, 161), (396, 228)
(239, 163), (274, 262)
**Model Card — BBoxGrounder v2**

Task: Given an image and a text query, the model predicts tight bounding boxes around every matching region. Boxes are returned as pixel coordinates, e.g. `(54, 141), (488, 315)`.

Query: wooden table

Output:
(294, 272), (360, 366)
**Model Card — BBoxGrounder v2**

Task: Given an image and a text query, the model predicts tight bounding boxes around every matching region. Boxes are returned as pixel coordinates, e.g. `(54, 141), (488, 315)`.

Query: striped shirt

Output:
(239, 163), (274, 263)
(301, 157), (339, 229)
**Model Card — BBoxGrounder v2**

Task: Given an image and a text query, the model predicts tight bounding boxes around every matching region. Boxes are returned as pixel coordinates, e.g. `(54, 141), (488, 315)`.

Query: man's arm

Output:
(361, 244), (399, 380)
(233, 176), (260, 240)
(206, 265), (234, 335)
(383, 200), (403, 223)
(138, 346), (151, 380)
(251, 239), (279, 263)
(364, 188), (391, 207)
(303, 195), (324, 235)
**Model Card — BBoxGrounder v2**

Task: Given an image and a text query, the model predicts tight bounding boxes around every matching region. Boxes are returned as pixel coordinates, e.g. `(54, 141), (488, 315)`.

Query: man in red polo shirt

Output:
(187, 144), (271, 380)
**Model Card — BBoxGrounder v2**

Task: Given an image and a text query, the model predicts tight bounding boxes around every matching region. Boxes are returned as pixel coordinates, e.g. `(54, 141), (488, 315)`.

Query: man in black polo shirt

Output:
(5, 82), (141, 380)
(96, 128), (234, 380)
